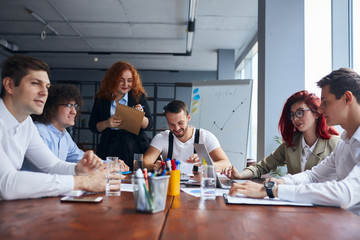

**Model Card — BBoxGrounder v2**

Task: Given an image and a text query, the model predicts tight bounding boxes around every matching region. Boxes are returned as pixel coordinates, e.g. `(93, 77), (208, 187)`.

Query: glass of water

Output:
(200, 165), (216, 200)
(133, 153), (143, 172)
(106, 156), (122, 197)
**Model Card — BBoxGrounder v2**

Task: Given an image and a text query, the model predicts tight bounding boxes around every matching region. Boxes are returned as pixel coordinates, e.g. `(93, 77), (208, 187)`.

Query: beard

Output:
(172, 124), (189, 139)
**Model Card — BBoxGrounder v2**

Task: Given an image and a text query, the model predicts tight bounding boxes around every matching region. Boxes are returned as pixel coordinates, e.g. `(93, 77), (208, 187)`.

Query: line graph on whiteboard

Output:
(210, 97), (247, 131)
(190, 80), (253, 170)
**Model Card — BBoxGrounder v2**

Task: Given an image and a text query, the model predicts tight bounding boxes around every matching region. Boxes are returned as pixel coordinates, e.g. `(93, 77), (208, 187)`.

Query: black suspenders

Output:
(167, 128), (200, 160)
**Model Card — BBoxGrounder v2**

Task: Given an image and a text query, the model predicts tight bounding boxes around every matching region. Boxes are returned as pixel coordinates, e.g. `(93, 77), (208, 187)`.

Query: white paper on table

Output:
(223, 194), (314, 207)
(121, 183), (134, 192)
(179, 161), (195, 175)
(180, 187), (229, 197)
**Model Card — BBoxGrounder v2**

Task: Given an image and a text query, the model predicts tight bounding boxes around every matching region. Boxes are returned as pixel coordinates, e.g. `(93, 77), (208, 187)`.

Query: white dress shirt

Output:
(279, 126), (360, 215)
(0, 99), (75, 200)
(301, 136), (318, 171)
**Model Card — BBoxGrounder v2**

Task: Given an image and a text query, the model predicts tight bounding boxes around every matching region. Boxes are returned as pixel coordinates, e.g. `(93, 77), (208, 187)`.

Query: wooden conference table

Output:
(1, 188), (359, 239)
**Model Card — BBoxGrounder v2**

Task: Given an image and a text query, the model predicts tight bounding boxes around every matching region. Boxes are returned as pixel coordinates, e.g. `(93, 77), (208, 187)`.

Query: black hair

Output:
(317, 68), (360, 103)
(32, 84), (83, 124)
(163, 100), (189, 115)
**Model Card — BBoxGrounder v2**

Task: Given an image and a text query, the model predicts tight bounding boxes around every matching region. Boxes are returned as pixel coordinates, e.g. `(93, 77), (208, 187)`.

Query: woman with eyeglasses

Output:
(89, 61), (152, 170)
(221, 90), (340, 179)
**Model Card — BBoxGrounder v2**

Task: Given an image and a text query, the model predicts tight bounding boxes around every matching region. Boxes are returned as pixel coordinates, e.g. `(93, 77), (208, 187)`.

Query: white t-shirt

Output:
(150, 126), (220, 174)
(279, 126), (360, 215)
(0, 99), (75, 200)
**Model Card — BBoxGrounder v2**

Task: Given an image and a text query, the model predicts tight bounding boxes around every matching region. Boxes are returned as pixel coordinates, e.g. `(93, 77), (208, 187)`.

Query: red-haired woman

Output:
(89, 61), (152, 170)
(221, 90), (339, 179)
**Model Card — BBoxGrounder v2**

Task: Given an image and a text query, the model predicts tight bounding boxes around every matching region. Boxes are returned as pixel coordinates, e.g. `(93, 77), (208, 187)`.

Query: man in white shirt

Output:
(229, 68), (360, 215)
(143, 100), (231, 174)
(0, 54), (107, 200)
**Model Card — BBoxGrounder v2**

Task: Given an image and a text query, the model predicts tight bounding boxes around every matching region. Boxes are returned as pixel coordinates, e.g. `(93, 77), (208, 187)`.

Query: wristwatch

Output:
(264, 181), (276, 198)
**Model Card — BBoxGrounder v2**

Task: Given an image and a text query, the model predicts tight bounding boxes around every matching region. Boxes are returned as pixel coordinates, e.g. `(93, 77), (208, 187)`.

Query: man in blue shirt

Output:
(22, 84), (85, 170)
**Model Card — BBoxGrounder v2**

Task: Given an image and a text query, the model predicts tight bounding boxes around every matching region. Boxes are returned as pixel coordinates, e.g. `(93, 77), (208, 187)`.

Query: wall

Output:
(258, 0), (305, 160)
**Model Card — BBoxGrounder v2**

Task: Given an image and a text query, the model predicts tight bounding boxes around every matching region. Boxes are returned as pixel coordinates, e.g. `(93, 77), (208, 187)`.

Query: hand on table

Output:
(220, 166), (241, 179)
(229, 181), (268, 198)
(75, 150), (104, 175)
(119, 160), (130, 172)
(264, 177), (285, 185)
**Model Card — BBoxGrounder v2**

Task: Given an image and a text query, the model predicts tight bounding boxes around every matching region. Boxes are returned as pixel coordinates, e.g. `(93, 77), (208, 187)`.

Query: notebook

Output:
(194, 143), (241, 189)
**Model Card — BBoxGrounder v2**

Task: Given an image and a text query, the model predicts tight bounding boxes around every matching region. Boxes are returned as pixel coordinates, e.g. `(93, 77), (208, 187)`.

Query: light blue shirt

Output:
(110, 93), (128, 130)
(110, 93), (128, 116)
(35, 122), (84, 163)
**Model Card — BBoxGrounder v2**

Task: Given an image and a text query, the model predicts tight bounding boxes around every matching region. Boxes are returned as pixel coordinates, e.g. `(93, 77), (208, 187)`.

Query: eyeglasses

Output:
(59, 103), (80, 111)
(288, 109), (314, 121)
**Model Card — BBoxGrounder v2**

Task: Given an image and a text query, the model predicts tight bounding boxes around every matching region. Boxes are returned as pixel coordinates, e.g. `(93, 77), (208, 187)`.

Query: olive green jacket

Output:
(247, 133), (340, 178)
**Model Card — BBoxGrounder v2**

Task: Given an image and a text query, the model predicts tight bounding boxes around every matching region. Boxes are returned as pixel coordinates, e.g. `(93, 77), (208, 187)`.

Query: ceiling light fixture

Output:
(0, 39), (19, 51)
(25, 7), (59, 40)
(186, 0), (199, 55)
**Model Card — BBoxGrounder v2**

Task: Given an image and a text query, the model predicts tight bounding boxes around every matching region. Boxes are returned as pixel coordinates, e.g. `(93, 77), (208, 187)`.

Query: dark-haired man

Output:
(229, 68), (360, 215)
(143, 100), (231, 174)
(32, 84), (84, 163)
(0, 55), (107, 200)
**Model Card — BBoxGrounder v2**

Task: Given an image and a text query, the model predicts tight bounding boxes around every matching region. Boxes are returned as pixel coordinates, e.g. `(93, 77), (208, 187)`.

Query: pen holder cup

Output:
(167, 170), (181, 196)
(132, 175), (170, 213)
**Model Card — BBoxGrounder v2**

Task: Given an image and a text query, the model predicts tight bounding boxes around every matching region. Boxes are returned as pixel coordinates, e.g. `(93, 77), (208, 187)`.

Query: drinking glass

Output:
(133, 153), (144, 172)
(200, 165), (216, 200)
(106, 157), (122, 196)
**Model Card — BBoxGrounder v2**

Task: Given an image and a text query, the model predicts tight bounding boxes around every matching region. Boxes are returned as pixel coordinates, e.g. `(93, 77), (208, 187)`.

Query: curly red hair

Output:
(278, 90), (339, 147)
(95, 61), (146, 103)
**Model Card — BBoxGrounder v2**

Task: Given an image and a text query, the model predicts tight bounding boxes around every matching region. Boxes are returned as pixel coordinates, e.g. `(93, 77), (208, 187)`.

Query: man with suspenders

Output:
(143, 100), (231, 174)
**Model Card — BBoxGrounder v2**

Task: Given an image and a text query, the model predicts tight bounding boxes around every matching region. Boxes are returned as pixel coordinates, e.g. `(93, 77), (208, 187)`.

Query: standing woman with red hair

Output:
(222, 90), (339, 179)
(89, 61), (152, 170)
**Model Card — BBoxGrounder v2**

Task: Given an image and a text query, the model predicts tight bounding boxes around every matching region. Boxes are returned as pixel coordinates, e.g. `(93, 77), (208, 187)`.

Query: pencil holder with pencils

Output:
(167, 170), (180, 196)
(132, 175), (170, 213)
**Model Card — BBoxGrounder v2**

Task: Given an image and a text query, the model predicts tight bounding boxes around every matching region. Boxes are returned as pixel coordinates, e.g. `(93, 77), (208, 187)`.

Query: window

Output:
(353, 0), (360, 72)
(236, 43), (258, 160)
(304, 0), (332, 97)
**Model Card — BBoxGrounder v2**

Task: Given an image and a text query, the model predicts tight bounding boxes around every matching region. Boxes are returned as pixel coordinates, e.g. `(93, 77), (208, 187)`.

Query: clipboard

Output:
(114, 103), (145, 135)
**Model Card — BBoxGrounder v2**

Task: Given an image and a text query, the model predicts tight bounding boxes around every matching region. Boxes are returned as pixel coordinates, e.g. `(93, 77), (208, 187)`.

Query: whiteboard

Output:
(190, 80), (253, 170)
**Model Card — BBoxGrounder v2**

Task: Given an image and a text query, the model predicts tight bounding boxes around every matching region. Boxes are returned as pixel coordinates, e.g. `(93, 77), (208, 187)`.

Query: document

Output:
(180, 187), (229, 197)
(121, 183), (134, 192)
(223, 194), (314, 207)
(115, 103), (145, 135)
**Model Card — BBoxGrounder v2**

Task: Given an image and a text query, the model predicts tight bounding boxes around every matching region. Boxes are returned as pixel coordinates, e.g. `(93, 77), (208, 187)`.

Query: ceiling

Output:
(0, 0), (257, 71)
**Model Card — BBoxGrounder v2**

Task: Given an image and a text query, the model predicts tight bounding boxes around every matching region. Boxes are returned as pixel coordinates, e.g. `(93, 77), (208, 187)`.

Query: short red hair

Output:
(278, 90), (338, 147)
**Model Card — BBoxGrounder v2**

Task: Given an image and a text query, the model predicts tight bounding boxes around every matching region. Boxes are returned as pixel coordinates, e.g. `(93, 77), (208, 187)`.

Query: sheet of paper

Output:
(223, 194), (314, 206)
(179, 161), (195, 175)
(181, 187), (229, 197)
(121, 183), (134, 192)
